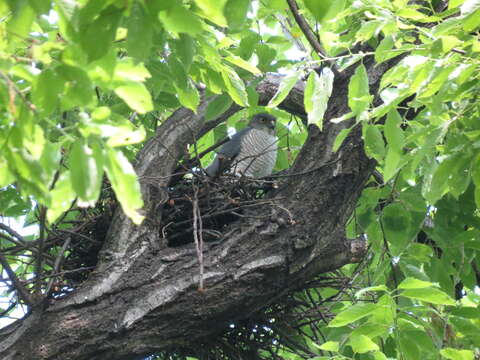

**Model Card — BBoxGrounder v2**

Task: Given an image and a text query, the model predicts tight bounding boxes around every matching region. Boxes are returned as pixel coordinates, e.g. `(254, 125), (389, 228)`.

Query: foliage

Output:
(1, 0), (480, 359)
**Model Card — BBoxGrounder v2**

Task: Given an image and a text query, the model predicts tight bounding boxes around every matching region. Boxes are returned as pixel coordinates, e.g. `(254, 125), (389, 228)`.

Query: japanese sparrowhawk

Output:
(205, 113), (278, 178)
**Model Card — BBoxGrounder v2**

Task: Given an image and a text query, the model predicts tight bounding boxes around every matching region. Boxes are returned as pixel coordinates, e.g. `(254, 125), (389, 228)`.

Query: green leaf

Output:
(114, 59), (151, 82)
(221, 66), (249, 107)
(398, 277), (437, 289)
(106, 123), (146, 148)
(382, 202), (412, 254)
(225, 53), (261, 75)
(348, 64), (371, 117)
(238, 32), (261, 60)
(374, 36), (395, 64)
(472, 152), (480, 181)
(363, 124), (385, 161)
(371, 294), (395, 326)
(449, 155), (471, 198)
(172, 35), (196, 72)
(205, 94), (233, 121)
(440, 348), (474, 360)
(57, 65), (95, 110)
(333, 127), (353, 152)
(32, 69), (64, 115)
(27, 0), (50, 15)
(159, 3), (203, 36)
(47, 172), (76, 223)
(350, 335), (379, 354)
(224, 0), (250, 30)
(351, 323), (390, 339)
(317, 341), (339, 352)
(256, 44), (277, 71)
(126, 2), (153, 60)
(463, 9), (480, 31)
(329, 303), (378, 327)
(69, 142), (104, 207)
(401, 287), (456, 305)
(7, 1), (35, 39)
(356, 21), (383, 42)
(422, 156), (456, 204)
(384, 109), (404, 152)
(303, 0), (336, 23)
(0, 158), (14, 187)
(373, 352), (388, 360)
(104, 148), (144, 224)
(114, 82), (153, 114)
(176, 79), (200, 112)
(355, 285), (389, 298)
(79, 6), (122, 62)
(383, 109), (405, 181)
(383, 148), (402, 183)
(397, 8), (441, 22)
(268, 70), (302, 108)
(194, 0), (227, 26)
(304, 68), (334, 130)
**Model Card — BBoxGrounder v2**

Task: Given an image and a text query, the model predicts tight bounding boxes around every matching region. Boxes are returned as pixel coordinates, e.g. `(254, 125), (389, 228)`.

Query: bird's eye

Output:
(261, 118), (266, 122)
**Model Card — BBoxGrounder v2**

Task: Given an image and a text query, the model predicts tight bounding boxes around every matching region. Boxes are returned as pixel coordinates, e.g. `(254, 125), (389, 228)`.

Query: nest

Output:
(160, 174), (277, 247)
(50, 172), (277, 295)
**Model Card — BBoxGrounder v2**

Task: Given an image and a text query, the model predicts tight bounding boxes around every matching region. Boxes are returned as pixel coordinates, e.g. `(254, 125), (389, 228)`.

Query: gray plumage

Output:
(205, 113), (278, 178)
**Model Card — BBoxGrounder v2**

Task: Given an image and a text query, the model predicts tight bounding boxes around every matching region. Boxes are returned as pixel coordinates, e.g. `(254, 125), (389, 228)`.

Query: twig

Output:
(192, 186), (204, 291)
(34, 206), (47, 295)
(0, 71), (36, 112)
(286, 0), (340, 77)
(0, 223), (26, 246)
(56, 229), (100, 244)
(0, 301), (18, 318)
(0, 252), (33, 307)
(45, 237), (72, 297)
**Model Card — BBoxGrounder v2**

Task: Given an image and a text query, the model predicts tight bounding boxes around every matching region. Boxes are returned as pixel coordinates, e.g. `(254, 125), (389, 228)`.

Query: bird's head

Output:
(249, 113), (277, 135)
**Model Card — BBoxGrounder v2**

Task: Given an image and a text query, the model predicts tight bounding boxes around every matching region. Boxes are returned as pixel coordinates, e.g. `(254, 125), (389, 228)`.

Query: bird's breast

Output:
(233, 129), (277, 178)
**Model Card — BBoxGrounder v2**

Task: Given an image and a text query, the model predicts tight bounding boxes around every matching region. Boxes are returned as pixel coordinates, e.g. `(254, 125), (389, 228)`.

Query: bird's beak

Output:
(268, 121), (276, 130)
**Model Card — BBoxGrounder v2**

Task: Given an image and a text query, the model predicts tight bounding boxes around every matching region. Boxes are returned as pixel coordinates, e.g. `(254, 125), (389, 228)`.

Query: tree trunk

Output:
(0, 55), (394, 360)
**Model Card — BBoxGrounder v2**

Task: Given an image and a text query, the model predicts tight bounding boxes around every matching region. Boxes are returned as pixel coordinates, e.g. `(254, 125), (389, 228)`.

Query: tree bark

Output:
(0, 55), (393, 360)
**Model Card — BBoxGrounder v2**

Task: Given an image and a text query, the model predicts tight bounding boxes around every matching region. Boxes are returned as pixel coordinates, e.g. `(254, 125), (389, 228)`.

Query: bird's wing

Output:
(216, 127), (251, 160)
(205, 127), (251, 177)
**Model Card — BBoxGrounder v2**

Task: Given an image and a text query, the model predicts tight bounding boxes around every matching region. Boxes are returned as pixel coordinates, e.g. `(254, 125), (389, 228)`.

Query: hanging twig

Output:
(192, 185), (204, 291)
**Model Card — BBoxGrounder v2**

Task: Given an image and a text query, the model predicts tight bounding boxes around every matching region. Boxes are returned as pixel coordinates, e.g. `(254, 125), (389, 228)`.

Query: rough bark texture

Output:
(0, 55), (394, 360)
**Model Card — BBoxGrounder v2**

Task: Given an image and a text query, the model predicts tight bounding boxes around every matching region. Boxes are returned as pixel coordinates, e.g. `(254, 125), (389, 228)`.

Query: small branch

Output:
(34, 206), (47, 295)
(0, 223), (26, 246)
(0, 301), (18, 318)
(0, 252), (33, 307)
(45, 237), (72, 297)
(192, 186), (204, 291)
(286, 0), (340, 76)
(0, 71), (36, 112)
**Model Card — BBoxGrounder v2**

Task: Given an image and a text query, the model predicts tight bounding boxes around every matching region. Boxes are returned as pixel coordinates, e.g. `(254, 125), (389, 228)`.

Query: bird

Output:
(205, 113), (278, 178)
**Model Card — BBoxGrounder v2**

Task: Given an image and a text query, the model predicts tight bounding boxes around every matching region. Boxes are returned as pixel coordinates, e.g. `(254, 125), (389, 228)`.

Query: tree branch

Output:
(0, 253), (33, 307)
(286, 0), (340, 76)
